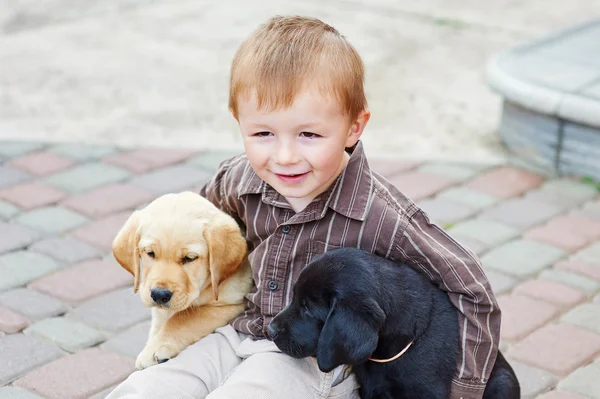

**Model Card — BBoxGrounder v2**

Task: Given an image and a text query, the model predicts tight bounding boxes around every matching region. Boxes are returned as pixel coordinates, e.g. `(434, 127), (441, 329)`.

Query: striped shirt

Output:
(200, 141), (500, 398)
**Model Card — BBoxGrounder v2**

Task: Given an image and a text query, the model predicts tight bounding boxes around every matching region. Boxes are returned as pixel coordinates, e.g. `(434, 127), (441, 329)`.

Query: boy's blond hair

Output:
(229, 15), (367, 121)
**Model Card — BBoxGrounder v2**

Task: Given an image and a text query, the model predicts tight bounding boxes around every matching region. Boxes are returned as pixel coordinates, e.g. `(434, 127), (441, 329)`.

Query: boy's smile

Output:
(236, 84), (369, 213)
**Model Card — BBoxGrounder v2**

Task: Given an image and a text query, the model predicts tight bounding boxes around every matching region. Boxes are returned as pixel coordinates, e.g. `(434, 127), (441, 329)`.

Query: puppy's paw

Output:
(153, 343), (182, 364)
(135, 345), (158, 370)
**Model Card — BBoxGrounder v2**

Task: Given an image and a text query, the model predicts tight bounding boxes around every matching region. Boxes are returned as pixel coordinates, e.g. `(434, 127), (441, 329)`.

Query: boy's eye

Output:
(300, 132), (320, 138)
(254, 131), (272, 137)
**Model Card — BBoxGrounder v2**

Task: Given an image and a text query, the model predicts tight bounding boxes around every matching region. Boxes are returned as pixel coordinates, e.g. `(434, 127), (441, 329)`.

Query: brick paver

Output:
(44, 163), (130, 194)
(0, 289), (67, 321)
(60, 183), (154, 218)
(7, 151), (75, 177)
(13, 348), (134, 399)
(525, 214), (600, 252)
(557, 363), (600, 398)
(0, 251), (60, 293)
(388, 171), (455, 201)
(0, 306), (29, 333)
(68, 288), (150, 333)
(2, 142), (599, 396)
(29, 259), (132, 305)
(509, 324), (600, 376)
(0, 334), (64, 385)
(14, 206), (89, 235)
(0, 386), (44, 398)
(510, 361), (558, 399)
(555, 259), (600, 281)
(482, 239), (565, 278)
(0, 182), (66, 210)
(24, 317), (105, 353)
(29, 237), (101, 265)
(498, 295), (559, 341)
(0, 222), (40, 254)
(561, 303), (600, 335)
(436, 186), (499, 210)
(0, 166), (31, 189)
(467, 166), (544, 198)
(480, 197), (563, 230)
(417, 197), (477, 225)
(69, 211), (131, 252)
(513, 280), (586, 308)
(102, 148), (196, 173)
(0, 200), (19, 220)
(130, 165), (212, 195)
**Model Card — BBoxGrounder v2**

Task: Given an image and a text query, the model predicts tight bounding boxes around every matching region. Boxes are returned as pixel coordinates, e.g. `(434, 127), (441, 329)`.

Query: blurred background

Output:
(0, 0), (597, 161)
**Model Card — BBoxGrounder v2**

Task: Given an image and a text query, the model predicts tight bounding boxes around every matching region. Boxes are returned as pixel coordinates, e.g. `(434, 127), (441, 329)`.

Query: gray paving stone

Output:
(0, 289), (68, 320)
(0, 222), (41, 254)
(540, 179), (598, 201)
(29, 236), (101, 264)
(14, 206), (89, 235)
(540, 269), (600, 294)
(186, 151), (240, 172)
(525, 189), (593, 211)
(0, 251), (60, 292)
(579, 199), (600, 221)
(68, 288), (150, 333)
(436, 187), (499, 210)
(571, 242), (600, 265)
(43, 163), (131, 194)
(101, 320), (150, 359)
(0, 200), (19, 220)
(0, 142), (45, 159)
(479, 197), (563, 230)
(561, 303), (600, 335)
(511, 361), (557, 399)
(48, 143), (117, 161)
(0, 387), (44, 398)
(24, 317), (106, 353)
(130, 165), (212, 195)
(485, 270), (519, 295)
(448, 219), (520, 248)
(558, 362), (600, 398)
(417, 163), (481, 182)
(482, 240), (565, 278)
(0, 333), (65, 385)
(0, 166), (31, 189)
(418, 198), (477, 225)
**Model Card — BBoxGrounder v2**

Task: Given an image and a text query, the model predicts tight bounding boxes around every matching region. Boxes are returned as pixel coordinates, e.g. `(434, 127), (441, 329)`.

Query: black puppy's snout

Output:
(151, 288), (172, 305)
(267, 322), (279, 339)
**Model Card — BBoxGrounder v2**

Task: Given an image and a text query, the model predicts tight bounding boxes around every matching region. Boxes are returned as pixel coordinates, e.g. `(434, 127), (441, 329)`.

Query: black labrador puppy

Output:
(267, 248), (520, 399)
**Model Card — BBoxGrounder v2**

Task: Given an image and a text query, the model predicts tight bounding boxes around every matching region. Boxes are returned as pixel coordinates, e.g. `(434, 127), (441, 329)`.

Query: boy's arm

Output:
(397, 209), (500, 399)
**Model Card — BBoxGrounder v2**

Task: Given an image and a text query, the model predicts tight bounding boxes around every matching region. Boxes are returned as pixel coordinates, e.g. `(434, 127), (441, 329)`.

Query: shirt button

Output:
(281, 225), (291, 234)
(268, 280), (279, 291)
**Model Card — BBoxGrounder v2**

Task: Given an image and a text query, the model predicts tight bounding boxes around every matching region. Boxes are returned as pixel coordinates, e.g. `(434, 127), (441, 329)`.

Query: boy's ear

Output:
(345, 109), (371, 148)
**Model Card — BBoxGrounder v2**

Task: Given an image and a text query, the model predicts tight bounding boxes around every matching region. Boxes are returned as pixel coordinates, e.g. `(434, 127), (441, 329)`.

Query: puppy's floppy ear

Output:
(316, 297), (385, 372)
(203, 213), (247, 301)
(112, 211), (142, 293)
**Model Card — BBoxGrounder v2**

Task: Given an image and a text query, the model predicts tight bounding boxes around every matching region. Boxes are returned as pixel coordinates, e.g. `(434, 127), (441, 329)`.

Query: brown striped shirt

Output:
(200, 141), (500, 398)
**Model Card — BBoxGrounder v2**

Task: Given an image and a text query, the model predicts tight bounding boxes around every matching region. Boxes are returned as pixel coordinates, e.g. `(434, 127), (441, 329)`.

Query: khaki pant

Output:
(106, 325), (359, 399)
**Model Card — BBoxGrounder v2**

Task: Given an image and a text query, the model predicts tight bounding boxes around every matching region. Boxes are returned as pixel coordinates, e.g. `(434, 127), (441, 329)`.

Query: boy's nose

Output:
(274, 142), (298, 165)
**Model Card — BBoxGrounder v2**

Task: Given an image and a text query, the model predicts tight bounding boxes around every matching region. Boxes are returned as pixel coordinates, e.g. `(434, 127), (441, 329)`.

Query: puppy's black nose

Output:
(151, 288), (172, 305)
(267, 323), (279, 339)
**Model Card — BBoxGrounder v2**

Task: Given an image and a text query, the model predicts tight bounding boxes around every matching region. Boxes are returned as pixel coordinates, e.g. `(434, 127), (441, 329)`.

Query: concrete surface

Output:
(1, 0), (599, 161)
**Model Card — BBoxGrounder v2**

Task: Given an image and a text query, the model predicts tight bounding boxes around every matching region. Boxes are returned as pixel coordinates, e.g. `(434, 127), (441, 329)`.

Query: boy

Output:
(107, 15), (499, 399)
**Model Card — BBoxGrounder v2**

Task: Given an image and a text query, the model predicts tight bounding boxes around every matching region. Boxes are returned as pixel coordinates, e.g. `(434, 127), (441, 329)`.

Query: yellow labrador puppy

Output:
(112, 191), (252, 370)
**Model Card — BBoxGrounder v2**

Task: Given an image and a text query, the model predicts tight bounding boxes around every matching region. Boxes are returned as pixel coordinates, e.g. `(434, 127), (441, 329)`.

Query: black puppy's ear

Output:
(316, 297), (385, 372)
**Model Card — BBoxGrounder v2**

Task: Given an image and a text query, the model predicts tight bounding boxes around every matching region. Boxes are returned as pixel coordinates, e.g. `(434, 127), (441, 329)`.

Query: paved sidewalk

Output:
(0, 141), (599, 399)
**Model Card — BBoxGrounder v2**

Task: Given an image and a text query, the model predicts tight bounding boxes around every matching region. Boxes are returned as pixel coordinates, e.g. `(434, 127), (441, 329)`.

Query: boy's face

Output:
(236, 86), (370, 211)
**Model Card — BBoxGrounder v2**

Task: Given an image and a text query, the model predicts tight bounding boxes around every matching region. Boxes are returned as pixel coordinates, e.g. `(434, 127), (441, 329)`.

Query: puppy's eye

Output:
(182, 255), (197, 264)
(146, 251), (155, 259)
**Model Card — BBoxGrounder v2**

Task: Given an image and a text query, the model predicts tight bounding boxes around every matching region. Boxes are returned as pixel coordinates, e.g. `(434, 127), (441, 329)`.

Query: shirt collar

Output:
(236, 141), (373, 221)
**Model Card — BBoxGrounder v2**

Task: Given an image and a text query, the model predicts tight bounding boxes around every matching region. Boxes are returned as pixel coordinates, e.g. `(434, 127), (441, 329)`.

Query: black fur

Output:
(268, 248), (520, 399)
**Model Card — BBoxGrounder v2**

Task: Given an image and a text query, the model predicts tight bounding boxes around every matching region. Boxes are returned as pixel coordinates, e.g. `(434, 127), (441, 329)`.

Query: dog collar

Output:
(368, 340), (413, 363)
